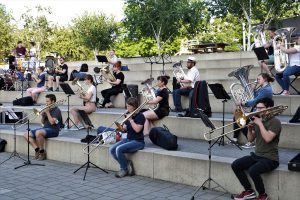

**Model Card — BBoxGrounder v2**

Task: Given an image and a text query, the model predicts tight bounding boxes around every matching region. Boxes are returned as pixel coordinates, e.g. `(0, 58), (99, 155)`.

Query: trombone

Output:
(13, 99), (66, 129)
(203, 105), (288, 141)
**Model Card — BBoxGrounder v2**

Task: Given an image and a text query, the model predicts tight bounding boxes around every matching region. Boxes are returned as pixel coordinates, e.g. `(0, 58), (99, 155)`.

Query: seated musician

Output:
(47, 56), (68, 91)
(110, 97), (145, 178)
(69, 63), (89, 81)
(230, 73), (274, 148)
(70, 74), (96, 130)
(172, 56), (200, 112)
(23, 94), (63, 160)
(143, 75), (170, 135)
(232, 98), (281, 200)
(100, 61), (124, 108)
(275, 33), (300, 96)
(26, 66), (46, 103)
(258, 28), (276, 76)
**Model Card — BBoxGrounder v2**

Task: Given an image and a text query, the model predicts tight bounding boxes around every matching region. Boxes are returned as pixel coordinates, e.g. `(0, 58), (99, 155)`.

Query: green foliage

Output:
(0, 4), (14, 60)
(72, 12), (118, 52)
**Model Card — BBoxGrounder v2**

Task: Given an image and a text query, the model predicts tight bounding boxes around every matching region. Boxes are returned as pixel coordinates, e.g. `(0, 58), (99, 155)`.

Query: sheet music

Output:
(1, 106), (19, 120)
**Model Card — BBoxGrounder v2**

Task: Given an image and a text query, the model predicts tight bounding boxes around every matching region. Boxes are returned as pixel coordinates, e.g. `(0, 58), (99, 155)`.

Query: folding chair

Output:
(290, 72), (300, 94)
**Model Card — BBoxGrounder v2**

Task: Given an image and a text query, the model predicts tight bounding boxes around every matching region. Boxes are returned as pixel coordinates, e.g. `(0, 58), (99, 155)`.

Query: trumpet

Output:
(14, 99), (66, 129)
(72, 78), (87, 96)
(203, 105), (288, 141)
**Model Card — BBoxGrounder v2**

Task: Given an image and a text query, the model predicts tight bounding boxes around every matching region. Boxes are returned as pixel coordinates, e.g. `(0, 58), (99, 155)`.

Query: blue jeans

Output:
(109, 139), (144, 170)
(172, 88), (193, 109)
(97, 126), (115, 134)
(275, 65), (300, 91)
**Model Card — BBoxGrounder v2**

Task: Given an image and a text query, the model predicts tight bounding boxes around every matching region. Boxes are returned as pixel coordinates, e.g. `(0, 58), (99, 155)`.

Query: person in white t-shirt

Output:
(108, 50), (118, 66)
(275, 33), (300, 96)
(172, 56), (200, 112)
(70, 74), (97, 130)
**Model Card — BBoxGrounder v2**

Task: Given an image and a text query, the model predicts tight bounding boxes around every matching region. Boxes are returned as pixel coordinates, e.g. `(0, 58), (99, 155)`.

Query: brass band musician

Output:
(23, 94), (63, 160)
(70, 74), (97, 130)
(47, 56), (68, 91)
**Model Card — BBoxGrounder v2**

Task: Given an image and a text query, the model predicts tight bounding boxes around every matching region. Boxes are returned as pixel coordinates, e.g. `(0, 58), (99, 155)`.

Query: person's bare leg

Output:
(23, 132), (38, 149)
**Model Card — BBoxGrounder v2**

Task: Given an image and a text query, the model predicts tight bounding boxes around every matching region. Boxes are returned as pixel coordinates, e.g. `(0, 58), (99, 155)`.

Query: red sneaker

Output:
(234, 190), (256, 200)
(255, 193), (269, 200)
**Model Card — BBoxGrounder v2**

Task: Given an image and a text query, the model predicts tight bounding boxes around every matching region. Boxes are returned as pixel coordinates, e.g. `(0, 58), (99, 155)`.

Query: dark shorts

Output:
(154, 108), (169, 119)
(53, 75), (68, 82)
(31, 128), (59, 139)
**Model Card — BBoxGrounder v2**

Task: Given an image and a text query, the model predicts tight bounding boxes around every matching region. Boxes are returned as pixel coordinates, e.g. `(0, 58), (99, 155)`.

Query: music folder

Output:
(96, 55), (108, 63)
(253, 47), (269, 61)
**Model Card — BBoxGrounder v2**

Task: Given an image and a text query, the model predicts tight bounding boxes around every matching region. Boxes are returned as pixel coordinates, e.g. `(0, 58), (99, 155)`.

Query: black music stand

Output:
(73, 110), (108, 180)
(190, 109), (229, 200)
(15, 119), (45, 169)
(96, 55), (108, 63)
(59, 83), (77, 129)
(144, 56), (158, 79)
(156, 54), (172, 75)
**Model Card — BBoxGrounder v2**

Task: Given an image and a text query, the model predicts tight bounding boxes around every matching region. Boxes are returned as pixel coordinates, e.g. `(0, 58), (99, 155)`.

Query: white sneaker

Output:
(69, 125), (79, 131)
(242, 142), (255, 149)
(77, 124), (85, 130)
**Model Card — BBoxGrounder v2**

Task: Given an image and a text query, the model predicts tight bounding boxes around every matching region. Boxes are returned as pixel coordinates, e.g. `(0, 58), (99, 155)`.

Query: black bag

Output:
(149, 125), (178, 150)
(0, 138), (7, 152)
(13, 96), (34, 106)
(288, 153), (300, 171)
(190, 81), (212, 118)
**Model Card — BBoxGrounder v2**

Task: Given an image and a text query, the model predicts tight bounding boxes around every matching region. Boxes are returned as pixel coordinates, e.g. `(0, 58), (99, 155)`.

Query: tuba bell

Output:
(173, 61), (191, 87)
(273, 27), (296, 72)
(252, 24), (268, 48)
(72, 78), (87, 96)
(141, 78), (157, 110)
(100, 66), (116, 82)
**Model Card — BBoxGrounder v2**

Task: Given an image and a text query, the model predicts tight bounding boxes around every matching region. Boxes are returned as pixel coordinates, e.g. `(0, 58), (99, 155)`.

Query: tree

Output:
(123, 0), (207, 56)
(208, 0), (300, 50)
(0, 4), (14, 61)
(72, 12), (118, 55)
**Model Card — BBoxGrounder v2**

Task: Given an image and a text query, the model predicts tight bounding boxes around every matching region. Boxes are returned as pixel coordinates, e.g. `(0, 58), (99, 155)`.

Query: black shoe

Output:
(171, 108), (183, 112)
(289, 119), (300, 123)
(48, 87), (53, 91)
(55, 88), (59, 91)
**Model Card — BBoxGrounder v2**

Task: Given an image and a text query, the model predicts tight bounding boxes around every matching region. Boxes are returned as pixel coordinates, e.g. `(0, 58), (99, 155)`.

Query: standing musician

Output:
(14, 41), (27, 58)
(23, 94), (63, 160)
(70, 74), (97, 130)
(143, 75), (170, 135)
(172, 56), (200, 112)
(232, 98), (281, 200)
(110, 97), (145, 178)
(275, 33), (300, 96)
(26, 66), (46, 103)
(100, 61), (124, 108)
(47, 56), (68, 91)
(258, 28), (276, 76)
(230, 73), (274, 148)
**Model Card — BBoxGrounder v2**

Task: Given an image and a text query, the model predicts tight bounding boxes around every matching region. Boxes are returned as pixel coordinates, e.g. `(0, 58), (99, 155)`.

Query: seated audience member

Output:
(23, 94), (63, 160)
(26, 66), (46, 103)
(232, 98), (281, 200)
(100, 61), (124, 108)
(69, 63), (89, 81)
(107, 50), (118, 66)
(70, 74), (96, 130)
(275, 33), (300, 96)
(47, 56), (68, 91)
(258, 28), (276, 76)
(110, 97), (145, 178)
(230, 73), (274, 148)
(143, 75), (170, 135)
(289, 106), (300, 123)
(172, 56), (200, 112)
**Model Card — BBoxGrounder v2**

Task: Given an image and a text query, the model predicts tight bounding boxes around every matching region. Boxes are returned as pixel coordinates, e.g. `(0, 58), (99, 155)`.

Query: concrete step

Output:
(3, 106), (300, 150)
(0, 128), (299, 200)
(2, 91), (299, 115)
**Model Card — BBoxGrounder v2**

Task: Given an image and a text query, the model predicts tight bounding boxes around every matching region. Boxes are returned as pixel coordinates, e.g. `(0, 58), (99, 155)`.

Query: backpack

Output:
(149, 125), (178, 150)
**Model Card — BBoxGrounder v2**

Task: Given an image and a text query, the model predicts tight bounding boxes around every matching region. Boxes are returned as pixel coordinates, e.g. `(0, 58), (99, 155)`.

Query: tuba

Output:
(228, 65), (255, 112)
(252, 24), (268, 48)
(273, 27), (296, 72)
(100, 66), (116, 82)
(141, 78), (157, 110)
(203, 105), (288, 141)
(173, 61), (191, 87)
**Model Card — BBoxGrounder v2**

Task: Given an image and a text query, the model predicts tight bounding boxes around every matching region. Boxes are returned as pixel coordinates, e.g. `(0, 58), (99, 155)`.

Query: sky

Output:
(0, 0), (125, 26)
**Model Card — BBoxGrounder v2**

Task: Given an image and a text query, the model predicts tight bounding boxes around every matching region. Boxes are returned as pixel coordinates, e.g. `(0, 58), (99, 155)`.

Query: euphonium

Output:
(173, 61), (191, 87)
(203, 105), (288, 141)
(72, 78), (87, 96)
(273, 27), (296, 72)
(252, 24), (267, 48)
(100, 66), (116, 82)
(141, 78), (157, 110)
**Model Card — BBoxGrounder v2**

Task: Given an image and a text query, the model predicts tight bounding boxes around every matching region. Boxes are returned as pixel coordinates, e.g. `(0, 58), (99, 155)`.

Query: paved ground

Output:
(0, 152), (233, 200)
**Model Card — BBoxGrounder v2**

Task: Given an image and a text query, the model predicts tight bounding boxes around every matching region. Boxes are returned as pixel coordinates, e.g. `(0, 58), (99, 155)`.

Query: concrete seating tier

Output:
(3, 106), (300, 150)
(0, 129), (299, 200)
(2, 91), (299, 116)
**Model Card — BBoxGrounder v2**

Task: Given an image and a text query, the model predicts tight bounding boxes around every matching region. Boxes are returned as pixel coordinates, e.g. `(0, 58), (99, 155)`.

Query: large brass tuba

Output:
(203, 105), (288, 141)
(72, 78), (87, 96)
(228, 65), (255, 112)
(273, 27), (296, 72)
(252, 24), (268, 48)
(141, 78), (157, 110)
(173, 61), (191, 87)
(100, 65), (116, 82)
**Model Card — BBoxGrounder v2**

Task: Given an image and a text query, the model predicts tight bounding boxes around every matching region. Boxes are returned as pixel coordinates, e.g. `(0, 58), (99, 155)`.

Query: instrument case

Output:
(288, 153), (300, 171)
